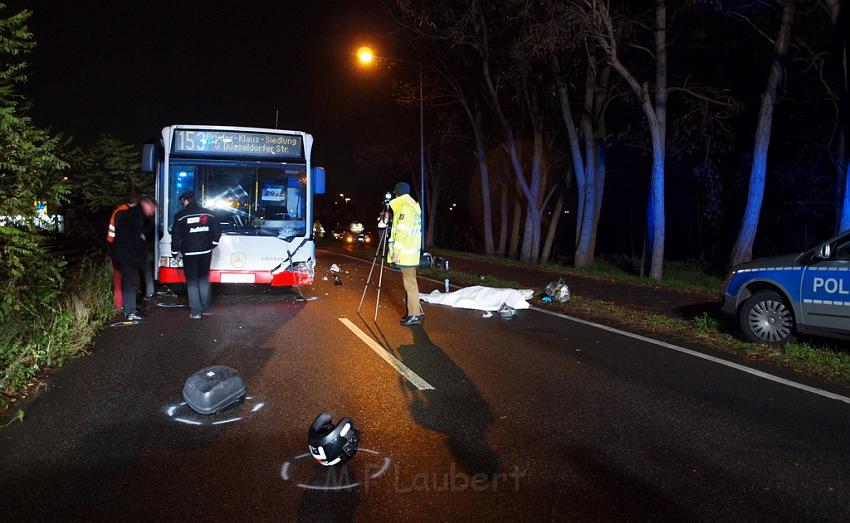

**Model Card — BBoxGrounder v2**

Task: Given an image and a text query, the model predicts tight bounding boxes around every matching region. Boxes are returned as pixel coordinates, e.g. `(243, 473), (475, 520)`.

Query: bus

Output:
(141, 124), (326, 287)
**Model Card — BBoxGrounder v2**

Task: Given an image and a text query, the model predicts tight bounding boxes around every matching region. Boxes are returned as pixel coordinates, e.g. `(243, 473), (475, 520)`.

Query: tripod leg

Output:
(374, 227), (389, 322)
(358, 228), (387, 313)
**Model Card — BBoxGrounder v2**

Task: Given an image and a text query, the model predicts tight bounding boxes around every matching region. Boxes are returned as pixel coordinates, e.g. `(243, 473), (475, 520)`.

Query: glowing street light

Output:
(356, 46), (375, 65)
(354, 44), (426, 250)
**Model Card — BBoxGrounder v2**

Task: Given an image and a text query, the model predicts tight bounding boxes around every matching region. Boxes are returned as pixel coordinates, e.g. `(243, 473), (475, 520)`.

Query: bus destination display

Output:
(172, 130), (302, 159)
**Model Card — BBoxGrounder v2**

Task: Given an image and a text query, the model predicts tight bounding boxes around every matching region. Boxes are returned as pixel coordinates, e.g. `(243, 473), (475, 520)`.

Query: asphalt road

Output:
(2, 248), (850, 521)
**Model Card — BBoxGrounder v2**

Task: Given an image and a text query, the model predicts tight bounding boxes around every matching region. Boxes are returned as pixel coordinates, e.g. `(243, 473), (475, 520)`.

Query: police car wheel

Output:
(739, 290), (795, 345)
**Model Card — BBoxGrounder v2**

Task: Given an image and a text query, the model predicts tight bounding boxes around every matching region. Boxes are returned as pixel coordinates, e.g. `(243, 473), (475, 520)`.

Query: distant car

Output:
(721, 230), (850, 344)
(331, 224), (346, 240)
(343, 230), (373, 247)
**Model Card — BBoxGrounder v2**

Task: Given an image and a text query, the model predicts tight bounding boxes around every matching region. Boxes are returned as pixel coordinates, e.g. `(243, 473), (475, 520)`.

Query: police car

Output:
(721, 231), (850, 344)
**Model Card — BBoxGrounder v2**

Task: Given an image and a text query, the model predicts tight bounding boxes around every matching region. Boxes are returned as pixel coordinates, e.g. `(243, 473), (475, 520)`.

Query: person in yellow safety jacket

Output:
(387, 181), (423, 326)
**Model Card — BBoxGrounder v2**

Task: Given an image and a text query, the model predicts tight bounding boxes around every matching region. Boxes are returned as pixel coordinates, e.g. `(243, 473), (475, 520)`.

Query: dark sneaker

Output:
(400, 315), (422, 326)
(125, 313), (143, 321)
(189, 313), (202, 320)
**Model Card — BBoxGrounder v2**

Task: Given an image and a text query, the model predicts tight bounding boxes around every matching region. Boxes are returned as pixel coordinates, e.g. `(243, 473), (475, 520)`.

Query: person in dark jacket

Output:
(108, 195), (156, 320)
(172, 192), (221, 319)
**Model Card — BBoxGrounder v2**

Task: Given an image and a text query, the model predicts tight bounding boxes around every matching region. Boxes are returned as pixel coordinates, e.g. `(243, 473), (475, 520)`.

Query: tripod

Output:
(357, 218), (390, 322)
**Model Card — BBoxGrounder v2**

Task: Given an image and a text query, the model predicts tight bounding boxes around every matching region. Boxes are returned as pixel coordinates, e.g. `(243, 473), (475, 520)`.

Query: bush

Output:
(0, 257), (113, 395)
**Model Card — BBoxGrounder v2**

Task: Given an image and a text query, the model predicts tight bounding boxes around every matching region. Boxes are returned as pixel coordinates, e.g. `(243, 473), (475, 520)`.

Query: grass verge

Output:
(0, 257), (114, 415)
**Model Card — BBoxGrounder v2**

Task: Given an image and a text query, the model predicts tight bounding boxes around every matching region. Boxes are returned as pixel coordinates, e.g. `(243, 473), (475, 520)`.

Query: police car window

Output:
(835, 238), (850, 260)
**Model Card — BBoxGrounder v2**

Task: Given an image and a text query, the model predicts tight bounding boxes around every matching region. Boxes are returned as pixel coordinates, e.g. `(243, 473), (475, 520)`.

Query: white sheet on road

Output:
(420, 285), (534, 311)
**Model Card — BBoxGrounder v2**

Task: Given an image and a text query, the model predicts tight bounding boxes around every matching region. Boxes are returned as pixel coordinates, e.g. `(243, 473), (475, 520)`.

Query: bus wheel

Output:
(739, 290), (796, 345)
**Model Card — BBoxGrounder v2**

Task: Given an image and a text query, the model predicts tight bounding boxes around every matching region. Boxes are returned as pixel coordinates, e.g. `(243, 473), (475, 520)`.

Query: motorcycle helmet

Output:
(308, 413), (361, 466)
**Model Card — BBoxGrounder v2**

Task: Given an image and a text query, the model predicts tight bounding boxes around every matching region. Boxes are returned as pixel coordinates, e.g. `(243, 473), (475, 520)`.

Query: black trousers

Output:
(183, 253), (212, 315)
(118, 262), (139, 316)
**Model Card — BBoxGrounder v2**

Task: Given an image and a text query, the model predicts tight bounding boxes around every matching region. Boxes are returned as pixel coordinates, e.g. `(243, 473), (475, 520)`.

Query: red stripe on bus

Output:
(158, 267), (312, 286)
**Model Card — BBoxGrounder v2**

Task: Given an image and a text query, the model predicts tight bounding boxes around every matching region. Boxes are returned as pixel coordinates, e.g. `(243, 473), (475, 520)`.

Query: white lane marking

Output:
(323, 249), (850, 405)
(339, 318), (435, 390)
(531, 306), (850, 405)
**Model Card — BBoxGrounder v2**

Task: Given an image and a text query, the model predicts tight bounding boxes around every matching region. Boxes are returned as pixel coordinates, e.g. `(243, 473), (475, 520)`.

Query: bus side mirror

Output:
(311, 166), (326, 195)
(816, 242), (832, 260)
(141, 143), (157, 173)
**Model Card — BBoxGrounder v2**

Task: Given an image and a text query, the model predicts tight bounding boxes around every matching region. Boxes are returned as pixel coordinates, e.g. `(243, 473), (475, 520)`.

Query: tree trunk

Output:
(575, 59), (598, 267)
(589, 137), (607, 258)
(509, 193), (522, 259)
(498, 182), (508, 255)
(588, 64), (611, 259)
(647, 129), (666, 279)
(524, 108), (545, 264)
(542, 191), (565, 263)
(647, 0), (668, 280)
(553, 57), (589, 253)
(731, 0), (795, 266)
(470, 103), (495, 255)
(481, 54), (539, 263)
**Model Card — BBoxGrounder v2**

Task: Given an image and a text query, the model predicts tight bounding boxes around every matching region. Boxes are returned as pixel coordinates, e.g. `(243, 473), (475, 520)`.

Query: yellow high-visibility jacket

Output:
(387, 194), (422, 267)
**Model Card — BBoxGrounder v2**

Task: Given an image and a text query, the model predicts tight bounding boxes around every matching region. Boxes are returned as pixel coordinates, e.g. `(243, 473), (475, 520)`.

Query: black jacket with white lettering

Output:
(171, 202), (222, 257)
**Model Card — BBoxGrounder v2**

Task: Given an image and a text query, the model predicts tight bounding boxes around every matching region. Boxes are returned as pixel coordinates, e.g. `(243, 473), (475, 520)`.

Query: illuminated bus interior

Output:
(169, 159), (307, 239)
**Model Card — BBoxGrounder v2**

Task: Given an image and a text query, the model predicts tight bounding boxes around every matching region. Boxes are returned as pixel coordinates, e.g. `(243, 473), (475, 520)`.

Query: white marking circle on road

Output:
(531, 306), (850, 405)
(339, 318), (435, 390)
(280, 448), (392, 490)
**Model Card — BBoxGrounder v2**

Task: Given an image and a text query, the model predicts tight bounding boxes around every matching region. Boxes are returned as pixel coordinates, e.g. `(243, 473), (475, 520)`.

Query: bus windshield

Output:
(169, 159), (307, 239)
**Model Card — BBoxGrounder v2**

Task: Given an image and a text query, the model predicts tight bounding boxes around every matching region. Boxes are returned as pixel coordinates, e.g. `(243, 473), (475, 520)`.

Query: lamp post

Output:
(356, 46), (426, 250)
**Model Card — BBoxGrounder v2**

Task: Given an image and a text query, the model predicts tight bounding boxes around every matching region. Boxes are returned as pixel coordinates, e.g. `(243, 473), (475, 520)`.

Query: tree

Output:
(585, 0), (669, 278)
(66, 134), (152, 212)
(730, 0), (795, 265)
(0, 5), (69, 319)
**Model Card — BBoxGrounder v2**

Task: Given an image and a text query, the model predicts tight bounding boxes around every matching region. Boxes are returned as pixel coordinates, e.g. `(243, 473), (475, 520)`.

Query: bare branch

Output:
(624, 42), (656, 61)
(668, 86), (735, 106)
(726, 11), (776, 45)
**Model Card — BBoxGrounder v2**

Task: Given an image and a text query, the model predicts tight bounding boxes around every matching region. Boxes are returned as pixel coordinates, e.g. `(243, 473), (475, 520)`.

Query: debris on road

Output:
(483, 311), (493, 318)
(498, 303), (516, 319)
(109, 320), (140, 327)
(544, 278), (570, 302)
(333, 275), (343, 285)
(330, 264), (341, 273)
(433, 256), (450, 270)
(321, 276), (328, 281)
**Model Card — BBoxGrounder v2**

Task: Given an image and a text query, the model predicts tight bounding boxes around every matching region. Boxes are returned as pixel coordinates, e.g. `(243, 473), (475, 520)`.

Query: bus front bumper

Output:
(159, 267), (313, 286)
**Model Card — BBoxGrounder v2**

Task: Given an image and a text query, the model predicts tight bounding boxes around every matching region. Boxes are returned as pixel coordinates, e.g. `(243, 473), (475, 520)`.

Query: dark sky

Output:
(11, 0), (409, 199)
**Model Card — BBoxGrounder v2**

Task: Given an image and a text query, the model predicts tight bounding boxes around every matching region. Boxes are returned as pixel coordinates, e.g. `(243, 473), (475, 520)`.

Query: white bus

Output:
(141, 124), (326, 287)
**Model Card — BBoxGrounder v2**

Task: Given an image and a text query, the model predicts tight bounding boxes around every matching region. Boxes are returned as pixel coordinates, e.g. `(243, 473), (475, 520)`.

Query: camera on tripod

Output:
(377, 191), (393, 229)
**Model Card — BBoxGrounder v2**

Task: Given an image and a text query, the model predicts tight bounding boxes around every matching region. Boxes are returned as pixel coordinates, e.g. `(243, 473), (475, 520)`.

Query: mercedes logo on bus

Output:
(230, 252), (247, 268)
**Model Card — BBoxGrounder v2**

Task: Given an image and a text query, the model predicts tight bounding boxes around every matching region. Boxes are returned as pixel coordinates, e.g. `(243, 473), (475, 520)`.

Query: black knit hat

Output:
(393, 182), (411, 196)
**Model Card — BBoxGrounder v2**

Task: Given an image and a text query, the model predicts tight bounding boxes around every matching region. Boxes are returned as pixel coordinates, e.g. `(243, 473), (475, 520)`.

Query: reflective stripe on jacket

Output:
(387, 194), (421, 267)
(106, 203), (130, 243)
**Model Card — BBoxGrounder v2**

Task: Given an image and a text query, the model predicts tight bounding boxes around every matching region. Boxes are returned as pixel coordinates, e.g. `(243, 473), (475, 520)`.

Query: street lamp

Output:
(355, 45), (426, 250)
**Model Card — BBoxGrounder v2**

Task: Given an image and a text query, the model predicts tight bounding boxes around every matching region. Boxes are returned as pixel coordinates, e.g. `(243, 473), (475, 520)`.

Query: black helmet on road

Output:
(308, 413), (361, 466)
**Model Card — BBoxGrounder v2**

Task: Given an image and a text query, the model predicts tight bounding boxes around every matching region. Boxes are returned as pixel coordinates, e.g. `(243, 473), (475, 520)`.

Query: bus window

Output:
(168, 159), (306, 238)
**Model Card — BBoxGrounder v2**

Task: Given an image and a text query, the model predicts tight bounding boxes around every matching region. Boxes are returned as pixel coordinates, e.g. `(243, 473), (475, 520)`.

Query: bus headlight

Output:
(292, 260), (315, 284)
(160, 256), (183, 268)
